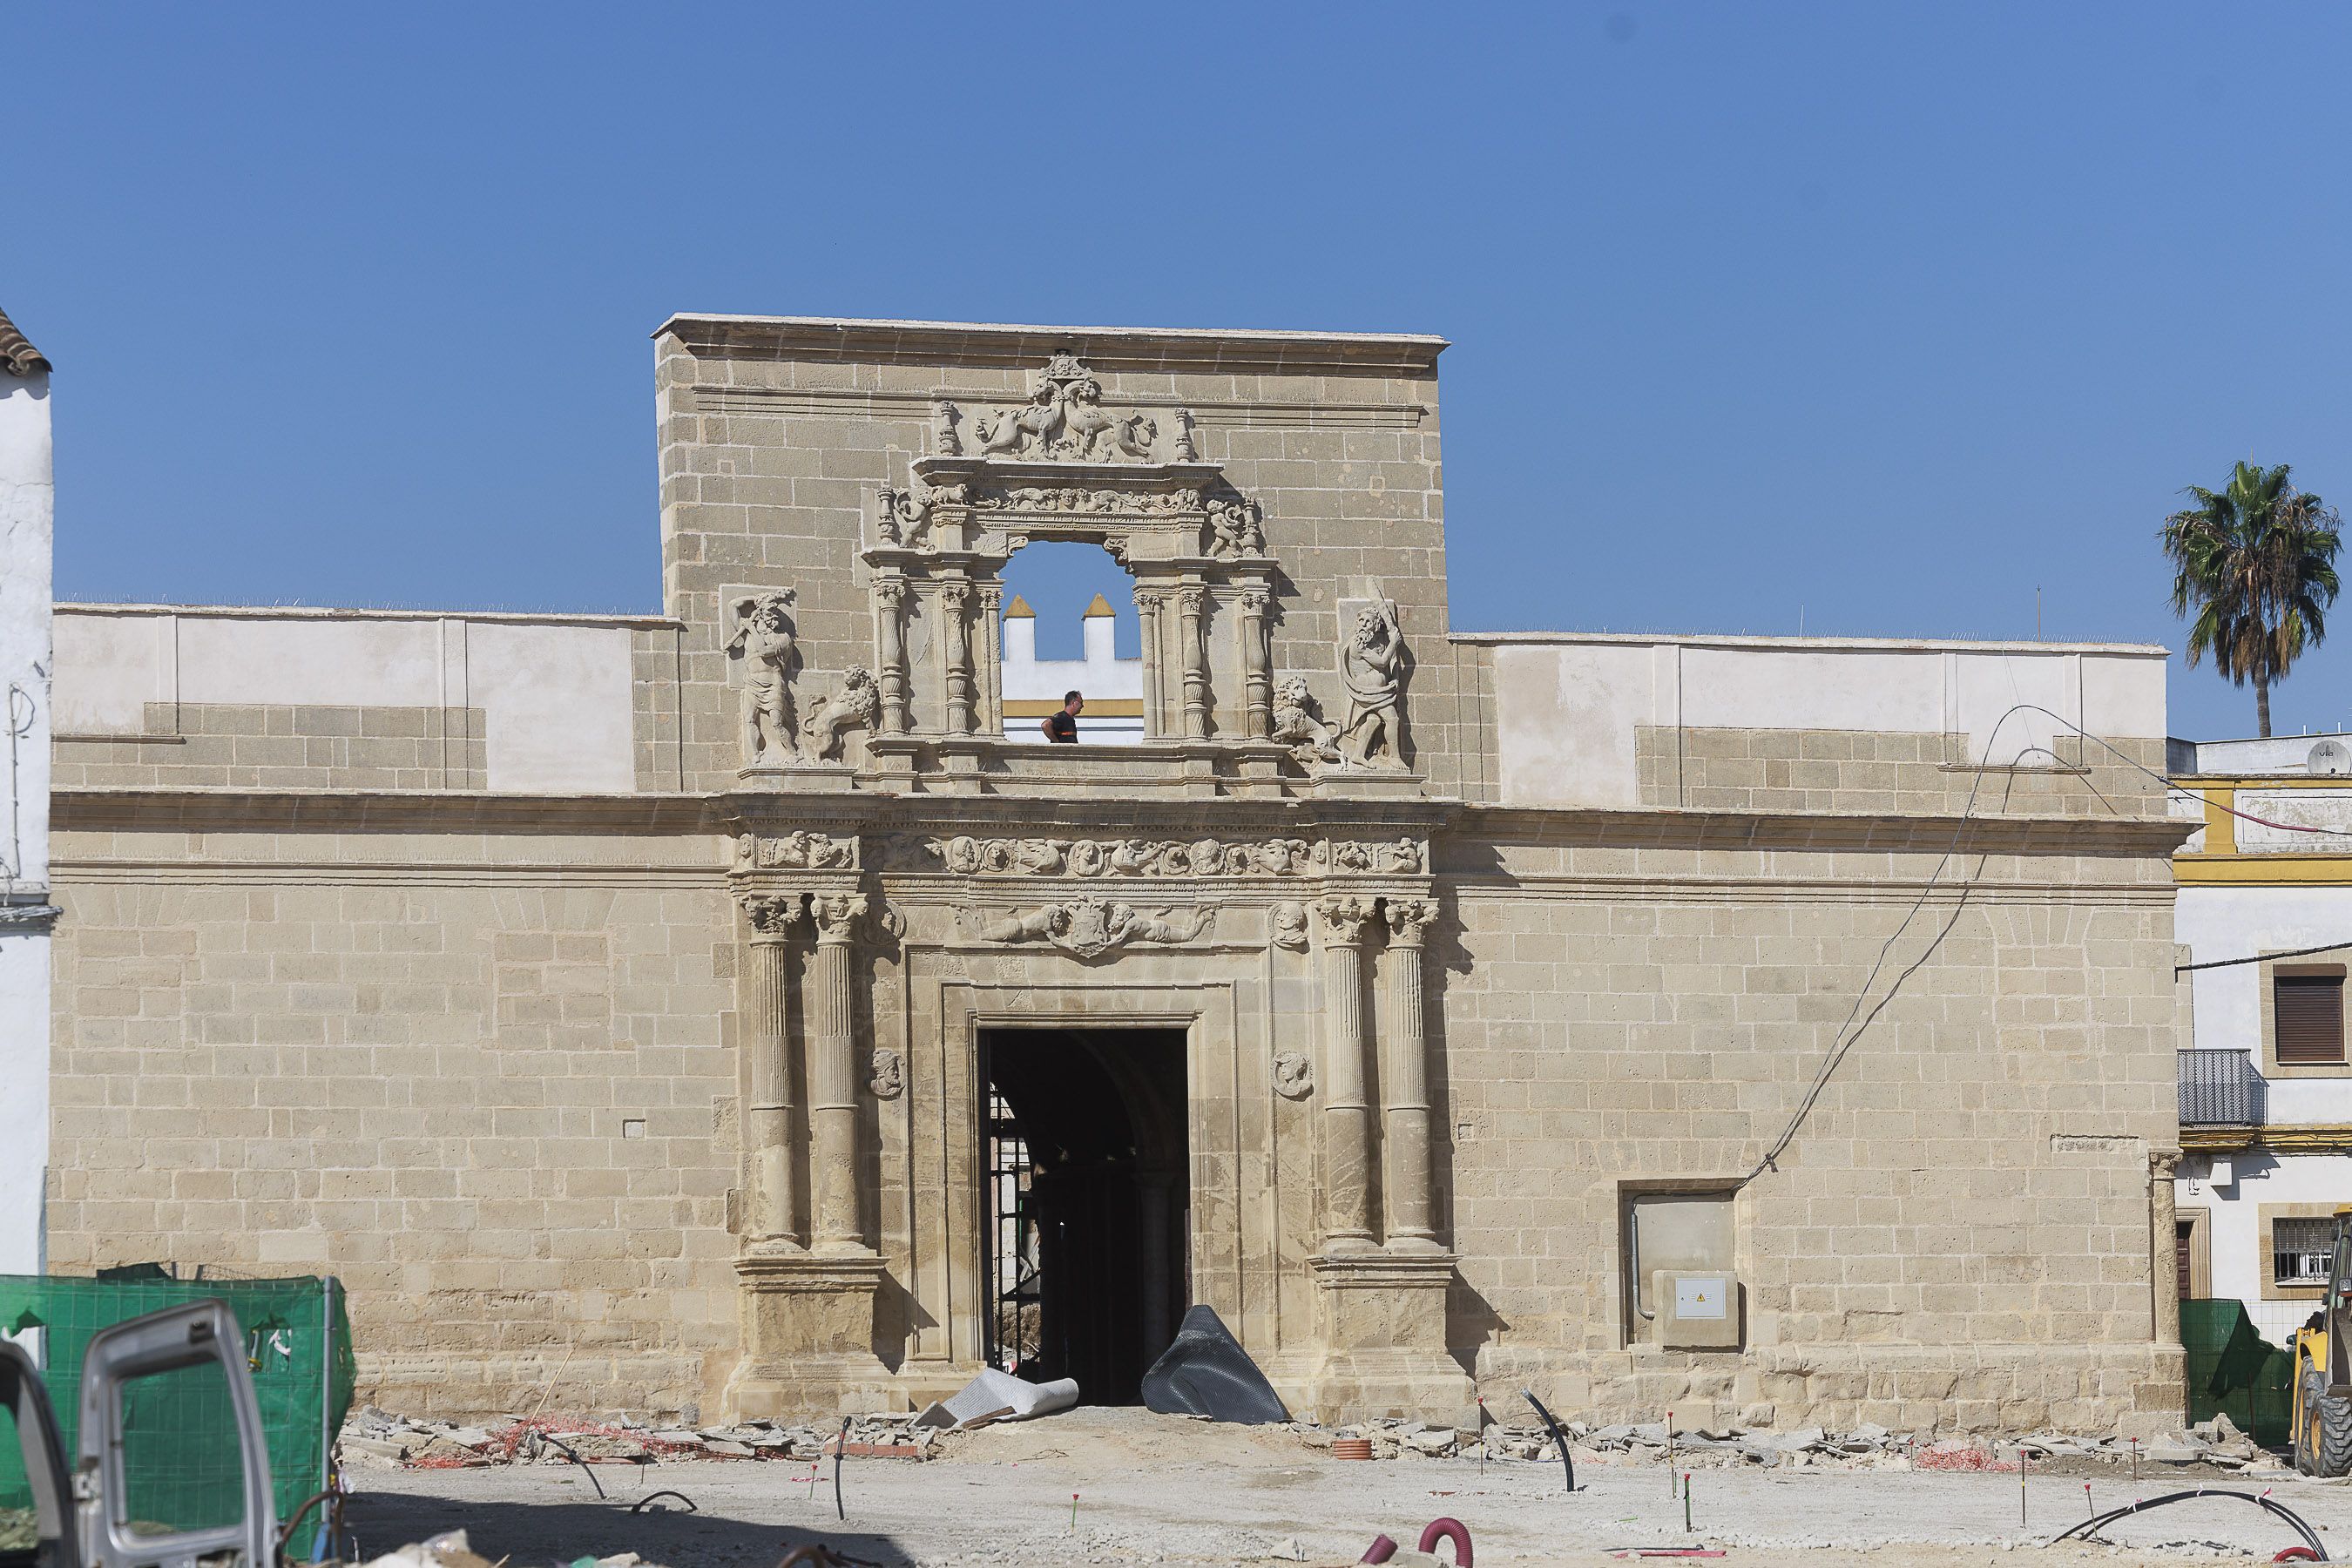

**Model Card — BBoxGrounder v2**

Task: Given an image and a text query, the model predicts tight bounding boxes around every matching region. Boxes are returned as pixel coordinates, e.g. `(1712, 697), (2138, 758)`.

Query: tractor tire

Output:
(2301, 1366), (2352, 1477)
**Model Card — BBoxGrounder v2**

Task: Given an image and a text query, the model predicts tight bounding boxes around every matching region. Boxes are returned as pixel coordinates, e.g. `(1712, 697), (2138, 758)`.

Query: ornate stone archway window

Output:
(861, 355), (1284, 790)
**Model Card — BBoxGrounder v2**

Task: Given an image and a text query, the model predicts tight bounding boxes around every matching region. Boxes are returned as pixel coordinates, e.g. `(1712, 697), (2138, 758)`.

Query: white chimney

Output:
(1081, 592), (1116, 666)
(1003, 595), (1036, 668)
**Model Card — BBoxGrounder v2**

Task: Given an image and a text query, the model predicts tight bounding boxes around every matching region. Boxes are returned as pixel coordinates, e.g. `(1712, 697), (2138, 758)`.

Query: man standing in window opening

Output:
(1042, 691), (1083, 743)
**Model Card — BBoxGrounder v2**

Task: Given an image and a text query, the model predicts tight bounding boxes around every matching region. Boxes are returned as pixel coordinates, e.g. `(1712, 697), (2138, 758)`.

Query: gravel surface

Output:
(341, 1407), (2352, 1566)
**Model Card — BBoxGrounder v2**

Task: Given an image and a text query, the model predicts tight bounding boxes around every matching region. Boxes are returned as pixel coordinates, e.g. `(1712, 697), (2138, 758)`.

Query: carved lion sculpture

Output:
(801, 667), (880, 760)
(1271, 676), (1344, 769)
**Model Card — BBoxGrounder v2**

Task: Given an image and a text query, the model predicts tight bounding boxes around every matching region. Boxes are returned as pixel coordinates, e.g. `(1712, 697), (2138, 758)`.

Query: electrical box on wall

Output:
(1653, 1269), (1740, 1348)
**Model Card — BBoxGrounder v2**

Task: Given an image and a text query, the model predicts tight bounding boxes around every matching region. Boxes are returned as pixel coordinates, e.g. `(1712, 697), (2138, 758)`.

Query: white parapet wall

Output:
(54, 604), (666, 793)
(0, 326), (54, 1276)
(1473, 631), (2170, 809)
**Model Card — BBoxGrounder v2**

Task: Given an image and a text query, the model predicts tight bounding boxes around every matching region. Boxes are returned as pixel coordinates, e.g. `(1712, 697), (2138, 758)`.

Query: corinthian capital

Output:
(1312, 895), (1380, 947)
(741, 893), (805, 938)
(810, 892), (870, 945)
(1384, 897), (1439, 948)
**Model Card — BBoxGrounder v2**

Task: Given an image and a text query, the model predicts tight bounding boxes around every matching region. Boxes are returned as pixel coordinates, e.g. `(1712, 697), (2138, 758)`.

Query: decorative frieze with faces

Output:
(915, 834), (1422, 878)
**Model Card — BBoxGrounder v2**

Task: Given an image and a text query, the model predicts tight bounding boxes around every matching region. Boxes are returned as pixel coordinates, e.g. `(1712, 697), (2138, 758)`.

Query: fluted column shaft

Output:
(1177, 587), (1209, 740)
(1239, 589), (1272, 739)
(1315, 896), (1379, 1251)
(1137, 591), (1166, 738)
(2151, 1150), (2182, 1344)
(977, 585), (1004, 737)
(1382, 899), (1438, 1248)
(809, 894), (868, 1251)
(742, 895), (804, 1246)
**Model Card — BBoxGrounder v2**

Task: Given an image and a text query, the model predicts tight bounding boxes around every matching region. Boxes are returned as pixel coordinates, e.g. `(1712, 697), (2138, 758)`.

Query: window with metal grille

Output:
(2275, 972), (2346, 1065)
(2274, 1216), (2336, 1286)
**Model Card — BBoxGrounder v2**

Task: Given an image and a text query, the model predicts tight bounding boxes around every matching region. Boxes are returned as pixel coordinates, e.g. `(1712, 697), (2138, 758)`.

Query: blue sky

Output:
(9, 3), (2351, 740)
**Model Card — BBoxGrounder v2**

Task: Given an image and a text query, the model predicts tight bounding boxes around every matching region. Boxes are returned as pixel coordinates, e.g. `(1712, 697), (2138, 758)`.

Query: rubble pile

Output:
(1283, 1411), (2288, 1471)
(340, 1406), (936, 1469)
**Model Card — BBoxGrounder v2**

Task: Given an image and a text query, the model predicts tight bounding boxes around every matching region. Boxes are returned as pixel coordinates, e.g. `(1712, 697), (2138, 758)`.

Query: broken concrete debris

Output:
(341, 1406), (938, 1468)
(341, 1402), (2289, 1477)
(1281, 1413), (2291, 1471)
(912, 1368), (1081, 1430)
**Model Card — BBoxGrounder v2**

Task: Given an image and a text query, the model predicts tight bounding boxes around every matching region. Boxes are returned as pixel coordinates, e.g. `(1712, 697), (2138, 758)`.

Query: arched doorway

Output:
(979, 1026), (1188, 1402)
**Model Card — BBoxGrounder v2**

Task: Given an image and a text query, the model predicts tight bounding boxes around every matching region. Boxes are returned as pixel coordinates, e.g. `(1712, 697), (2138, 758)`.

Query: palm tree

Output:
(2162, 461), (2342, 738)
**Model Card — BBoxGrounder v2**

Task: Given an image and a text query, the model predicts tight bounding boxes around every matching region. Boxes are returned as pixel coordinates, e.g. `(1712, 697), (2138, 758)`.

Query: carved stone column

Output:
(873, 579), (909, 734)
(808, 892), (868, 1251)
(1238, 588), (1272, 739)
(977, 585), (1004, 738)
(725, 885), (893, 1419)
(1381, 898), (1439, 1252)
(741, 894), (803, 1247)
(2151, 1149), (2182, 1344)
(1136, 589), (1166, 739)
(1307, 893), (1470, 1423)
(1315, 896), (1380, 1252)
(1177, 585), (1209, 740)
(940, 583), (975, 735)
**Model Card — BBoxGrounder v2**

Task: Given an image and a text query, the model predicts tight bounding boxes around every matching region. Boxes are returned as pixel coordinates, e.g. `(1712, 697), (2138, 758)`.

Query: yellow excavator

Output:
(2294, 1205), (2352, 1476)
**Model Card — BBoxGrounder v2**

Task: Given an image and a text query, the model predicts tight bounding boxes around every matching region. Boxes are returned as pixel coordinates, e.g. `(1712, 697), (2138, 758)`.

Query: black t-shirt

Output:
(1046, 710), (1078, 743)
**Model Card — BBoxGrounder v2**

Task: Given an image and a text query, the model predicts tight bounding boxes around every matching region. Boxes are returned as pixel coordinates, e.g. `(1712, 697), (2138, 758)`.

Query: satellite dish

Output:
(2310, 739), (2351, 775)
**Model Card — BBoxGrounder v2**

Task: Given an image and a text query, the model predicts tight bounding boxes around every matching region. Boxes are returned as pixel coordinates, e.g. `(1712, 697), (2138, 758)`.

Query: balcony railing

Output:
(2180, 1048), (2267, 1126)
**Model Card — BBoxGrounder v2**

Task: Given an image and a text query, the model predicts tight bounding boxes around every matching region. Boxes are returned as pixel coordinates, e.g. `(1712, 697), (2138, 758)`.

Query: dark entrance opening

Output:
(980, 1027), (1188, 1403)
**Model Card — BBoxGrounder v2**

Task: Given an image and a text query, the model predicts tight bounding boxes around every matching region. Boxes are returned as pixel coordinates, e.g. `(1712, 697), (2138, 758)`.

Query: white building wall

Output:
(2177, 1151), (2350, 1348)
(0, 345), (55, 1276)
(1477, 632), (2168, 809)
(2179, 885), (2352, 1123)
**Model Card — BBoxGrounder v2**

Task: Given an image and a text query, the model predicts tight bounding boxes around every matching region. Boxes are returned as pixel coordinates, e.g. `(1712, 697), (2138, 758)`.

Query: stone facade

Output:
(45, 316), (2189, 1434)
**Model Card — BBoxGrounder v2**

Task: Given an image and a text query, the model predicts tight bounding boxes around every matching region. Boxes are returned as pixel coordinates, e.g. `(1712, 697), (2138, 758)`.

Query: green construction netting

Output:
(2181, 1296), (2297, 1449)
(0, 1274), (353, 1534)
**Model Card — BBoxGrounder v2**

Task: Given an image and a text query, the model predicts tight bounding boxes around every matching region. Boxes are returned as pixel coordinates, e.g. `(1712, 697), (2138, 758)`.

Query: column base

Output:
(737, 760), (861, 794)
(1307, 1250), (1475, 1426)
(1310, 768), (1427, 800)
(725, 1248), (900, 1419)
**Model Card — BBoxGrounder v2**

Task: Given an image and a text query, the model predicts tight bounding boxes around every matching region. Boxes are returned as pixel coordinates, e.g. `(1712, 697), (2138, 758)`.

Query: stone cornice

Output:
(653, 314), (1446, 375)
(53, 786), (2192, 859)
(53, 787), (717, 835)
(1461, 802), (2193, 857)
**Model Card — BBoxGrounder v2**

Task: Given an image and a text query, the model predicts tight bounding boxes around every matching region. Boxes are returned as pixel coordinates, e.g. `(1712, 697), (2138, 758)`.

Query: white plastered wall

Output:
(2173, 885), (2352, 1343)
(2177, 1152), (2352, 1348)
(54, 607), (643, 793)
(0, 364), (54, 1275)
(1480, 634), (2168, 809)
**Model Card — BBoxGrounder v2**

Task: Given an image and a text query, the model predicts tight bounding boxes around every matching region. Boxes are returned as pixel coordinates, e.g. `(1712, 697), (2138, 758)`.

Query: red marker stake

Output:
(1070, 1492), (1078, 1531)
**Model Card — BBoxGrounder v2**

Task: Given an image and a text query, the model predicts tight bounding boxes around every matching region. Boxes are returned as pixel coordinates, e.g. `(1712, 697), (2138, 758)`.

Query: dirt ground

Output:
(341, 1408), (2352, 1567)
